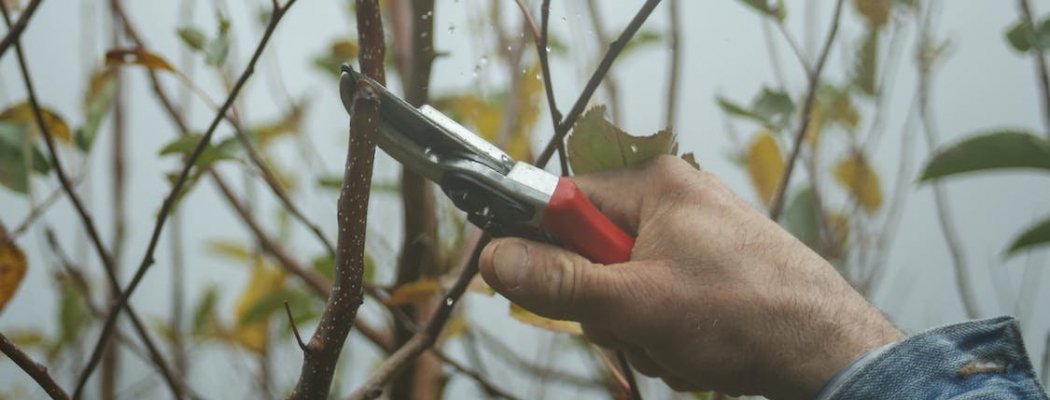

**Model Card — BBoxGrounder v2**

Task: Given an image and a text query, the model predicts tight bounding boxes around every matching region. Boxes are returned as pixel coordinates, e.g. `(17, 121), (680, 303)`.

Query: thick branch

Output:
(74, 2), (298, 395)
(0, 0), (42, 59)
(0, 333), (70, 400)
(767, 0), (845, 220)
(535, 0), (663, 167)
(1018, 0), (1050, 139)
(288, 0), (382, 397)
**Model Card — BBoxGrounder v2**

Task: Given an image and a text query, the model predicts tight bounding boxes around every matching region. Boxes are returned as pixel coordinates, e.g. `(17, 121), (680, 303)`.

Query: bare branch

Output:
(74, 1), (299, 395)
(0, 3), (185, 398)
(288, 0), (381, 396)
(0, 0), (42, 59)
(284, 301), (309, 352)
(767, 0), (846, 220)
(347, 236), (487, 400)
(0, 333), (70, 400)
(535, 0), (663, 168)
(915, 2), (978, 319)
(1018, 0), (1050, 139)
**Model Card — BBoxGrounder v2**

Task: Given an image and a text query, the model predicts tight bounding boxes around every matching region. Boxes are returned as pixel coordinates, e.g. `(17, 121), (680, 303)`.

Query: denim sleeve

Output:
(817, 316), (1049, 399)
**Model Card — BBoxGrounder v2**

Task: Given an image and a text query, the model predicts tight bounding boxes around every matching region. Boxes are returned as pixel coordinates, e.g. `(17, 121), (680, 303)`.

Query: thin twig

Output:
(775, 22), (812, 73)
(284, 301), (308, 352)
(0, 3), (184, 398)
(915, 1), (978, 319)
(1018, 0), (1050, 139)
(287, 0), (379, 397)
(110, 0), (394, 353)
(535, 0), (663, 168)
(0, 333), (70, 400)
(347, 236), (488, 400)
(617, 350), (642, 400)
(74, 2), (298, 395)
(767, 0), (846, 220)
(0, 0), (43, 59)
(665, 0), (681, 130)
(10, 176), (83, 239)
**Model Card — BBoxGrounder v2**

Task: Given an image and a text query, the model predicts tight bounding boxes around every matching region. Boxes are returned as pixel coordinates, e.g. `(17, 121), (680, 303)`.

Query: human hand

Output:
(478, 156), (903, 399)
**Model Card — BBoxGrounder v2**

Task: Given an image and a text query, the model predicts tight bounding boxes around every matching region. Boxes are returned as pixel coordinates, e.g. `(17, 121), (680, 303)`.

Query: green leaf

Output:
(204, 37), (229, 67)
(717, 87), (795, 129)
(57, 277), (89, 345)
(621, 29), (666, 56)
(312, 254), (334, 277)
(1007, 216), (1050, 256)
(782, 187), (820, 248)
(78, 69), (117, 152)
(736, 0), (786, 20)
(567, 105), (678, 175)
(681, 152), (700, 169)
(239, 288), (305, 325)
(177, 27), (207, 51)
(312, 39), (359, 79)
(0, 122), (49, 194)
(919, 130), (1050, 181)
(855, 30), (879, 96)
(159, 134), (241, 169)
(1005, 18), (1050, 53)
(192, 285), (219, 335)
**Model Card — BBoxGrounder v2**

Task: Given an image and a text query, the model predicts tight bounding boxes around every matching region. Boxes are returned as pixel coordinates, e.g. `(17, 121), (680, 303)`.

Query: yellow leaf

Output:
(833, 152), (882, 213)
(0, 229), (27, 312)
(384, 279), (442, 306)
(746, 130), (785, 206)
(105, 48), (176, 72)
(253, 102), (304, 148)
(206, 239), (253, 262)
(853, 0), (892, 28)
(509, 303), (582, 335)
(0, 102), (72, 143)
(231, 262), (286, 354)
(827, 212), (851, 246)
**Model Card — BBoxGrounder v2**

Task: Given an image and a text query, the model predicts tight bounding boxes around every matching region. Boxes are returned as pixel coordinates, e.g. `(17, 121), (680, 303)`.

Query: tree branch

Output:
(287, 0), (381, 397)
(347, 235), (487, 400)
(0, 3), (184, 398)
(0, 333), (70, 400)
(535, 0), (663, 168)
(73, 1), (298, 396)
(766, 0), (846, 220)
(1018, 0), (1050, 139)
(0, 0), (42, 59)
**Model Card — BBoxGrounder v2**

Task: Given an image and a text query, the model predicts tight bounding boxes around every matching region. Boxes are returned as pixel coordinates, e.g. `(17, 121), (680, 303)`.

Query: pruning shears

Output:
(339, 65), (633, 264)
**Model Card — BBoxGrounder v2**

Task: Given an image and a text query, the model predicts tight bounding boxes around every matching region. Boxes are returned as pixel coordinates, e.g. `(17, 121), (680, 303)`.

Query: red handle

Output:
(541, 177), (634, 264)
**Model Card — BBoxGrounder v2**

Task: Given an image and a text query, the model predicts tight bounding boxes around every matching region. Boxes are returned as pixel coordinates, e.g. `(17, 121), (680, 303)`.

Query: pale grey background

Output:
(1, 0), (1048, 398)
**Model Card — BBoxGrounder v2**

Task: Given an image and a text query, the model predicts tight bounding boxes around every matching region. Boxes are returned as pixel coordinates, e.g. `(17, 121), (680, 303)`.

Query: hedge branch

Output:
(766, 0), (845, 220)
(535, 0), (663, 168)
(0, 3), (184, 398)
(0, 0), (43, 59)
(287, 0), (382, 397)
(73, 1), (298, 396)
(0, 333), (70, 400)
(1018, 0), (1050, 139)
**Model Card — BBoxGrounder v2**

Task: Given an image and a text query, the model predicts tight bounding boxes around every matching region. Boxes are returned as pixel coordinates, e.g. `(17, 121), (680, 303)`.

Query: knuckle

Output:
(544, 253), (581, 309)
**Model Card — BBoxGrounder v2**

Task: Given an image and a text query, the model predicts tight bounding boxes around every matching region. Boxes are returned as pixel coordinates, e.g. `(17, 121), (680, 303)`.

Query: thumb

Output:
(479, 238), (625, 323)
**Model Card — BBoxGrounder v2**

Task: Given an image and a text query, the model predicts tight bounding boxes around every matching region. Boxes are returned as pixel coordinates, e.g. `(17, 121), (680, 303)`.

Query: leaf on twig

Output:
(567, 105), (678, 175)
(231, 261), (286, 354)
(313, 39), (359, 78)
(1, 102), (73, 143)
(0, 228), (27, 313)
(1005, 18), (1050, 53)
(1006, 217), (1050, 256)
(620, 29), (666, 57)
(834, 151), (882, 213)
(192, 285), (220, 335)
(735, 0), (786, 20)
(159, 133), (241, 169)
(250, 101), (305, 148)
(717, 88), (795, 130)
(853, 0), (892, 28)
(745, 129), (784, 206)
(782, 187), (820, 247)
(0, 123), (50, 194)
(509, 303), (582, 335)
(854, 30), (879, 96)
(206, 239), (253, 262)
(77, 68), (117, 152)
(919, 130), (1050, 181)
(105, 48), (177, 72)
(177, 27), (207, 51)
(384, 279), (442, 306)
(806, 85), (860, 148)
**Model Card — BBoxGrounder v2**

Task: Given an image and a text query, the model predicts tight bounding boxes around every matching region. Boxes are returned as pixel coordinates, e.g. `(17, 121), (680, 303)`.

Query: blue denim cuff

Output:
(818, 316), (1049, 399)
